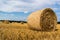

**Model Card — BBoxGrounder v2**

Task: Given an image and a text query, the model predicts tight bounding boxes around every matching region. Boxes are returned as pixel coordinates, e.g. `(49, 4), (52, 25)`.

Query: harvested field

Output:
(0, 22), (60, 40)
(0, 8), (58, 40)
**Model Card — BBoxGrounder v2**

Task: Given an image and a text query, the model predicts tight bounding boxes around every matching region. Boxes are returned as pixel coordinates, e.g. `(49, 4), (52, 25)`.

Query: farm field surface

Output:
(0, 22), (60, 40)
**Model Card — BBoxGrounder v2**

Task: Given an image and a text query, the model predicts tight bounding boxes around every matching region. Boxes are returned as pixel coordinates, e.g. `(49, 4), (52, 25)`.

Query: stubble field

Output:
(0, 22), (60, 40)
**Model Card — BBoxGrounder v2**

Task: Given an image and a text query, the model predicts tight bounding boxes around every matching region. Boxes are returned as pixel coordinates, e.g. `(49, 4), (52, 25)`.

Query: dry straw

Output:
(3, 20), (9, 24)
(27, 8), (57, 31)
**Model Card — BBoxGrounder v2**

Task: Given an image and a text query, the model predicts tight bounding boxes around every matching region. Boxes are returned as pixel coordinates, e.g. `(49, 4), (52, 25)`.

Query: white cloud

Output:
(24, 10), (28, 13)
(0, 0), (60, 12)
(0, 0), (60, 21)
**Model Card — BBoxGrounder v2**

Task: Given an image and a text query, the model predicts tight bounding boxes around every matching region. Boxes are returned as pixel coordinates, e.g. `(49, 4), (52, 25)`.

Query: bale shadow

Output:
(29, 27), (58, 32)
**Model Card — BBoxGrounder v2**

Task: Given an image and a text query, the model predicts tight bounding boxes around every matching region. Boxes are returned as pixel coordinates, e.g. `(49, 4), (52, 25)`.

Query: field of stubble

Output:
(0, 22), (60, 40)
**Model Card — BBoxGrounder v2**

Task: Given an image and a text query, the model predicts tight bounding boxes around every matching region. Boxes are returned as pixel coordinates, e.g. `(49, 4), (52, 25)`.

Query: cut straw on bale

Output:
(27, 8), (57, 31)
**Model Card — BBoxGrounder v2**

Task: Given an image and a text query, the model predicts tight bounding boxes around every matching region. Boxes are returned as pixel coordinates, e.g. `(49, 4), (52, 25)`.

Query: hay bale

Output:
(3, 20), (9, 24)
(20, 22), (24, 24)
(27, 8), (57, 31)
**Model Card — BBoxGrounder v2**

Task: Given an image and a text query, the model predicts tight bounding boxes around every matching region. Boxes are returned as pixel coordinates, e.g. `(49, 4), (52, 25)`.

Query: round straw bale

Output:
(27, 8), (57, 31)
(3, 20), (9, 24)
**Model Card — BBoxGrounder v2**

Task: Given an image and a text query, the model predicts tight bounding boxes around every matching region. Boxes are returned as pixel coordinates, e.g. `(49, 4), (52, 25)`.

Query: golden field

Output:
(0, 22), (60, 40)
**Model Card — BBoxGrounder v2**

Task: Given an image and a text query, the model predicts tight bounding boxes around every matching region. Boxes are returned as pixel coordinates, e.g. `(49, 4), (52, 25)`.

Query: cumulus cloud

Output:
(0, 0), (60, 12)
(0, 0), (60, 21)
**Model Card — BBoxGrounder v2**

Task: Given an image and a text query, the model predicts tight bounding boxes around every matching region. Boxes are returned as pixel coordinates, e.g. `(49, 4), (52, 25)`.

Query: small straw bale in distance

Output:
(27, 8), (57, 31)
(3, 20), (9, 24)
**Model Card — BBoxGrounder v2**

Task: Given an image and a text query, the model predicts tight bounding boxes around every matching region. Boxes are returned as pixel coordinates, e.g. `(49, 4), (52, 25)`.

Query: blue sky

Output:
(0, 0), (60, 21)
